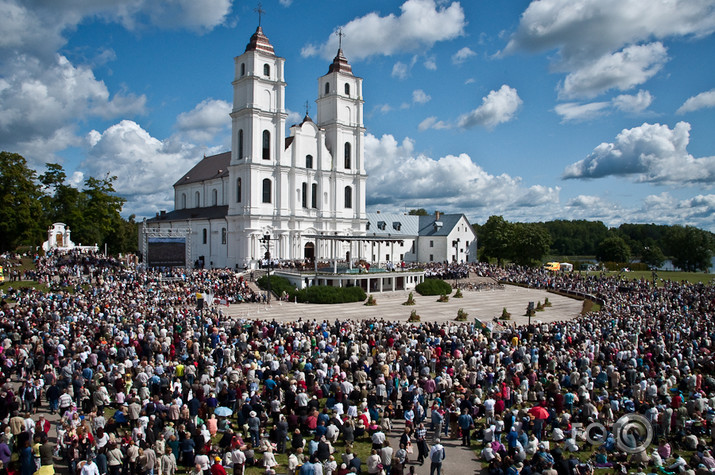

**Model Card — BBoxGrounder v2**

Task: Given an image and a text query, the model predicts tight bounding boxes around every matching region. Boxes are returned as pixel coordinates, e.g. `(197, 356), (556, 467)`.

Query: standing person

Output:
(414, 423), (428, 465)
(458, 409), (474, 447)
(429, 439), (445, 475)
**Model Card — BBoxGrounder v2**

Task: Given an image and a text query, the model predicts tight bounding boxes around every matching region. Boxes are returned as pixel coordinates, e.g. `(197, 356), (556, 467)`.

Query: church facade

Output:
(142, 26), (368, 269)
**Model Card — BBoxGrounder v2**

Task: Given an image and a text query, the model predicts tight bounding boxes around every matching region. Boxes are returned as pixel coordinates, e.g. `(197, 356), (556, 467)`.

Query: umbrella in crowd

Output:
(214, 406), (233, 417)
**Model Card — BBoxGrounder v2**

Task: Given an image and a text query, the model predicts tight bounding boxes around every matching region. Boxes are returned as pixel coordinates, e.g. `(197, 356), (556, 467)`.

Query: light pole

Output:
(260, 234), (272, 303)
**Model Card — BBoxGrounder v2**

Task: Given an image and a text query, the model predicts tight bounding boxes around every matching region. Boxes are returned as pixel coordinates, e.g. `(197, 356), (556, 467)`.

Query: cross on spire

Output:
(336, 27), (345, 50)
(255, 2), (265, 27)
(304, 100), (310, 117)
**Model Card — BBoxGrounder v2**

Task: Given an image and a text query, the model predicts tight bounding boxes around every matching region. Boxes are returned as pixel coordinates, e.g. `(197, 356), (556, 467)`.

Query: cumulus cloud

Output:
(175, 99), (231, 142)
(556, 90), (652, 122)
(0, 53), (146, 166)
(502, 0), (715, 101)
(364, 133), (559, 213)
(558, 43), (668, 99)
(412, 89), (431, 104)
(563, 121), (715, 184)
(452, 46), (476, 64)
(83, 120), (221, 216)
(423, 56), (437, 70)
(300, 0), (466, 61)
(503, 0), (715, 64)
(457, 85), (523, 129)
(677, 88), (715, 114)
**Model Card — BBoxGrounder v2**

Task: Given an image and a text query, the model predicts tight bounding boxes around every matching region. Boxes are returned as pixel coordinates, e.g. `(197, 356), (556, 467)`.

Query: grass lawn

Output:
(0, 280), (49, 293)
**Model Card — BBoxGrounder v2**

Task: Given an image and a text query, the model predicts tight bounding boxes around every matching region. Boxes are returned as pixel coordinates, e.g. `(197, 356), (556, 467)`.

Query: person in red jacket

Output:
(211, 456), (228, 475)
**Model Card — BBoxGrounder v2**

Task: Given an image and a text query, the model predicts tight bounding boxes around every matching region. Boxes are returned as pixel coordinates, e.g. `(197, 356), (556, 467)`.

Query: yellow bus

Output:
(544, 262), (560, 272)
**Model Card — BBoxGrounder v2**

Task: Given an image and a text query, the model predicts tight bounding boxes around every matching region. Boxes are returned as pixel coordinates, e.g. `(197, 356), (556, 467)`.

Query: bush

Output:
(454, 288), (463, 298)
(292, 285), (366, 304)
(536, 301), (545, 311)
(402, 292), (416, 306)
(415, 278), (452, 296)
(437, 293), (449, 302)
(365, 295), (377, 306)
(257, 275), (295, 297)
(456, 308), (468, 321)
(544, 297), (552, 307)
(500, 307), (511, 320)
(408, 309), (421, 322)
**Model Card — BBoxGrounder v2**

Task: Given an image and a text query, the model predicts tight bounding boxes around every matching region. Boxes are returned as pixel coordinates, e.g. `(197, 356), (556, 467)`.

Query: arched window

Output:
(345, 83), (350, 96)
(311, 183), (317, 209)
(195, 191), (201, 207)
(324, 82), (330, 95)
(262, 130), (270, 160)
(344, 186), (352, 209)
(301, 182), (308, 208)
(240, 63), (246, 76)
(306, 154), (313, 169)
(344, 142), (351, 169)
(202, 228), (207, 244)
(263, 64), (270, 77)
(181, 193), (186, 209)
(238, 129), (244, 159)
(236, 178), (241, 203)
(262, 178), (272, 203)
(212, 189), (218, 206)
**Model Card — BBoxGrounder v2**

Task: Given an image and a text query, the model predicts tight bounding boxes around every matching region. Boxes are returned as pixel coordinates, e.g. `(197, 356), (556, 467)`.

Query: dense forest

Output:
(474, 216), (715, 272)
(0, 152), (138, 254)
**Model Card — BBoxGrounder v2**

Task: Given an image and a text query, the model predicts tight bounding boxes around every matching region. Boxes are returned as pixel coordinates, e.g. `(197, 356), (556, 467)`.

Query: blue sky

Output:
(1, 0), (714, 230)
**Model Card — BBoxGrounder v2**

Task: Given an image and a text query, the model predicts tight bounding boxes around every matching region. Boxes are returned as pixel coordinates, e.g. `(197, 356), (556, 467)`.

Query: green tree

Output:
(596, 236), (631, 263)
(641, 244), (665, 269)
(39, 163), (84, 231)
(73, 175), (126, 249)
(479, 215), (512, 265)
(666, 226), (714, 272)
(0, 152), (45, 250)
(408, 208), (428, 216)
(509, 223), (552, 266)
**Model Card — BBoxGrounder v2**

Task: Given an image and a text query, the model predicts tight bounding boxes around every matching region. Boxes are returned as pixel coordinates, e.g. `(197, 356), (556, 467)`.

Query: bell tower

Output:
(316, 41), (367, 226)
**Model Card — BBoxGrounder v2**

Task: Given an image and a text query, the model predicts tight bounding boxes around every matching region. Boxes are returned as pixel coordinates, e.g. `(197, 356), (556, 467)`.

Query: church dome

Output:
(327, 49), (353, 75)
(245, 26), (275, 54)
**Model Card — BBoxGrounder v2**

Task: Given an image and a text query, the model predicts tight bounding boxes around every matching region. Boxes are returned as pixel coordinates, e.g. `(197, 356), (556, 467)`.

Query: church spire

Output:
(245, 3), (274, 54)
(327, 28), (352, 75)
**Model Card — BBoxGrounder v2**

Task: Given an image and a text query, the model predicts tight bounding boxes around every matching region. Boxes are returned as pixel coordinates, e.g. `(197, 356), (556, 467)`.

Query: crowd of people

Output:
(0, 251), (713, 475)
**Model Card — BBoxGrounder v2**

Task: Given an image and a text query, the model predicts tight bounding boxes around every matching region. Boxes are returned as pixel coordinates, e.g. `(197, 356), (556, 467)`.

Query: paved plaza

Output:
(224, 284), (584, 326)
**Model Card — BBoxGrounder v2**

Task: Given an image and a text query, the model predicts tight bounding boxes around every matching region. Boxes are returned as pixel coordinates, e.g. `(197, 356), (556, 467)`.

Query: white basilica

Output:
(142, 26), (368, 269)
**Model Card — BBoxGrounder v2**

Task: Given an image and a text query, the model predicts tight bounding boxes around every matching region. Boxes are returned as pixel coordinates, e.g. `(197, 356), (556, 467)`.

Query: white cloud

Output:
(392, 62), (410, 80)
(503, 0), (715, 65)
(612, 89), (653, 113)
(364, 133), (560, 213)
(555, 102), (610, 122)
(457, 85), (523, 129)
(285, 109), (303, 125)
(0, 53), (146, 166)
(412, 89), (431, 104)
(558, 43), (668, 99)
(556, 90), (652, 122)
(464, 78), (475, 85)
(423, 56), (437, 70)
(502, 0), (715, 102)
(452, 46), (476, 64)
(175, 99), (231, 142)
(279, 0), (293, 6)
(300, 0), (466, 61)
(418, 117), (450, 131)
(563, 121), (715, 184)
(677, 88), (715, 114)
(82, 120), (221, 216)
